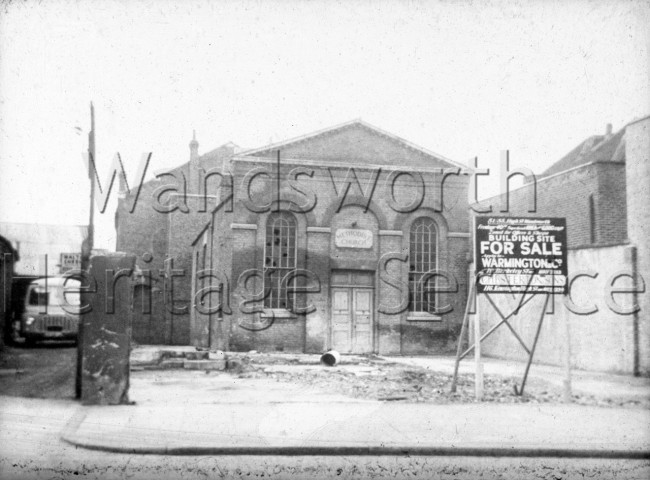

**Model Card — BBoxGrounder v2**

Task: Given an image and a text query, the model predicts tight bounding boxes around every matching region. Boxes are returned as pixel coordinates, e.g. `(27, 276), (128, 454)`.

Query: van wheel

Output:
(10, 320), (24, 346)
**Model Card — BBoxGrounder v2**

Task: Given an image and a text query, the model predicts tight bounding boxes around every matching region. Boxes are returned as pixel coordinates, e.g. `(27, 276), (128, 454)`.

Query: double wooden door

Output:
(330, 271), (374, 353)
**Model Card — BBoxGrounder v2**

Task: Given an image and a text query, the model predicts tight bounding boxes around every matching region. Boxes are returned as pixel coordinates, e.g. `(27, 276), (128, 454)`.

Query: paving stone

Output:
(159, 358), (186, 369)
(131, 350), (163, 366)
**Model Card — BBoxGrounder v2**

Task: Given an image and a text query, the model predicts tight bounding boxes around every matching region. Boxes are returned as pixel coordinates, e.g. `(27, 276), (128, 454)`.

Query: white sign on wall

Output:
(60, 252), (81, 273)
(335, 229), (373, 249)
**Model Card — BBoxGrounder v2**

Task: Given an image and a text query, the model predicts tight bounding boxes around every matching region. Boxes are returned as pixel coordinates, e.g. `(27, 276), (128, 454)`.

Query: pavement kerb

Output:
(58, 433), (650, 459)
(59, 405), (650, 460)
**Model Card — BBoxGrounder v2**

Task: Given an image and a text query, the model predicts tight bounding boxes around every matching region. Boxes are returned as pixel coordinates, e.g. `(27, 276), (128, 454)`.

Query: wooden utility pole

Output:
(88, 102), (95, 259)
(76, 102), (95, 399)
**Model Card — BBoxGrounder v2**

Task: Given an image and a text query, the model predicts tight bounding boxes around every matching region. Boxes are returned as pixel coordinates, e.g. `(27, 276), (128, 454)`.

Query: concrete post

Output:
(625, 117), (650, 374)
(80, 253), (135, 405)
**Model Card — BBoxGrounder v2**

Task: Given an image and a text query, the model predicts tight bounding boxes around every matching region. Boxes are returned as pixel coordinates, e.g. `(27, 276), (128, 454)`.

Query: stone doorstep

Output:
(158, 358), (186, 369)
(159, 350), (187, 359)
(130, 350), (163, 366)
(131, 348), (229, 369)
(183, 351), (209, 361)
(183, 359), (227, 371)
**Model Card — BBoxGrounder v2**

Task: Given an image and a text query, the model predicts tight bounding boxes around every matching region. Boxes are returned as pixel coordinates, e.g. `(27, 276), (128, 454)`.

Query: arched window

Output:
(409, 217), (437, 313)
(263, 212), (297, 309)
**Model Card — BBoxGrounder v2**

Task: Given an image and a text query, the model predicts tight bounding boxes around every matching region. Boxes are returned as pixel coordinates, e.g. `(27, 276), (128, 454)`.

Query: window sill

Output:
(260, 309), (297, 319)
(407, 313), (442, 322)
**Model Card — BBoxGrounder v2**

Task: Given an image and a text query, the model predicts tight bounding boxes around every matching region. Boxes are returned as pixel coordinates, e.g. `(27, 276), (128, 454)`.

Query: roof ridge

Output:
(236, 119), (362, 156)
(238, 119), (468, 170)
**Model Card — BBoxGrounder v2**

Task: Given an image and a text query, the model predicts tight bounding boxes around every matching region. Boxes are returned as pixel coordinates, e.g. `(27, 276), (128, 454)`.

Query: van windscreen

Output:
(28, 288), (49, 306)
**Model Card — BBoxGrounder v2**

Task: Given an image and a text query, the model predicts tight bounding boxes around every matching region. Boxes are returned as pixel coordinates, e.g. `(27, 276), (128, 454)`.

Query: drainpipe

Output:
(631, 245), (640, 377)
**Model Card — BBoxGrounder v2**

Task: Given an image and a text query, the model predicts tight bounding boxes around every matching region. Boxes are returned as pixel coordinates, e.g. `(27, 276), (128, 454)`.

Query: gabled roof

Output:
(199, 141), (240, 163)
(540, 127), (626, 178)
(238, 119), (467, 170)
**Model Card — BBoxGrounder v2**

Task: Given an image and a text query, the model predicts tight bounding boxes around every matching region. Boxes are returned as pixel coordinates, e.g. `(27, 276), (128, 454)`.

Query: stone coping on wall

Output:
(569, 240), (630, 251)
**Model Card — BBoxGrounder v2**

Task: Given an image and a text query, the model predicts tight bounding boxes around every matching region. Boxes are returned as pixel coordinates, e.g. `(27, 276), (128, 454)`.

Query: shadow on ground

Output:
(0, 344), (76, 399)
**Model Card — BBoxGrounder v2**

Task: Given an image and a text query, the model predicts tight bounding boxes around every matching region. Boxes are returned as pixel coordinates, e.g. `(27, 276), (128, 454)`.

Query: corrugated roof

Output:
(0, 222), (87, 276)
(0, 222), (87, 246)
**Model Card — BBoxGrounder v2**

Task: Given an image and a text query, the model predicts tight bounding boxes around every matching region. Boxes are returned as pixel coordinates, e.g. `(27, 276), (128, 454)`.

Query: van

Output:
(11, 277), (80, 346)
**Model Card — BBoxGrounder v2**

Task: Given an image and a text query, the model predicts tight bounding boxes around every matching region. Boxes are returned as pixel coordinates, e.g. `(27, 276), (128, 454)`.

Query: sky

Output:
(0, 0), (648, 250)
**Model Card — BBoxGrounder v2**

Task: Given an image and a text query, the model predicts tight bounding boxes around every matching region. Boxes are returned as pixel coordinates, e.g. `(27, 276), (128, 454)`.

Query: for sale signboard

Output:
(475, 216), (567, 294)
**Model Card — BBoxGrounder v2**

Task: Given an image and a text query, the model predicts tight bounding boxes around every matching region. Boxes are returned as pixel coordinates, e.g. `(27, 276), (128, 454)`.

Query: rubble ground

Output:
(224, 351), (650, 407)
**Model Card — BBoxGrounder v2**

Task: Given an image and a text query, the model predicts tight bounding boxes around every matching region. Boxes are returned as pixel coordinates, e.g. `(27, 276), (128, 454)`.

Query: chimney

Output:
(189, 130), (199, 195)
(605, 123), (613, 137)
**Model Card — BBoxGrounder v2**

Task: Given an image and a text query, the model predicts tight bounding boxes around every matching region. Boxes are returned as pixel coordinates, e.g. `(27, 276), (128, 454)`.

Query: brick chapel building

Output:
(116, 120), (472, 353)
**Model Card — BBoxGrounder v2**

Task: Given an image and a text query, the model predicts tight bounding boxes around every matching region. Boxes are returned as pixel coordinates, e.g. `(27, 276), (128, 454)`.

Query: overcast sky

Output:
(0, 0), (648, 250)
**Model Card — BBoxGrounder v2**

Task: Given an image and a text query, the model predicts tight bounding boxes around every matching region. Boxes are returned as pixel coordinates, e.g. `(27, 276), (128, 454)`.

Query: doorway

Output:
(330, 270), (374, 353)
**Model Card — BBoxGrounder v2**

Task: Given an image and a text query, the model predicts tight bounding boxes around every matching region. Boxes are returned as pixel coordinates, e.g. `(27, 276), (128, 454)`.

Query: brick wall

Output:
(596, 163), (627, 245)
(479, 162), (627, 248)
(116, 178), (169, 344)
(116, 146), (232, 345)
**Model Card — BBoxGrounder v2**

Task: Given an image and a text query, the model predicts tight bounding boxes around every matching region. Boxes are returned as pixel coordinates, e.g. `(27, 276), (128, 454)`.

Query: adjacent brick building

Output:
(473, 117), (650, 374)
(475, 123), (628, 248)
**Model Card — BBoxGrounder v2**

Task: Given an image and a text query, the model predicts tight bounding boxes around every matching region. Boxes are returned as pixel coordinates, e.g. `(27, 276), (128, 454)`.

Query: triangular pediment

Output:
(240, 120), (463, 170)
